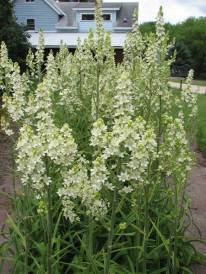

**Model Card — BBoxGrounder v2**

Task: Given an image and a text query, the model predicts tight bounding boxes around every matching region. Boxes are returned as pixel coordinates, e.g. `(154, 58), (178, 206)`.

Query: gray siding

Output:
(14, 0), (58, 31)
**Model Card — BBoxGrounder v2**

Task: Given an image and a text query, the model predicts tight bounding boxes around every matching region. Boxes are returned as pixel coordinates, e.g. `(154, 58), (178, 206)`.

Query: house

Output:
(12, 0), (138, 49)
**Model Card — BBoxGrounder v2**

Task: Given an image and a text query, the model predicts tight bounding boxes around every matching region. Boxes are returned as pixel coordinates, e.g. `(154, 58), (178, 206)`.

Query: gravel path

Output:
(0, 130), (206, 273)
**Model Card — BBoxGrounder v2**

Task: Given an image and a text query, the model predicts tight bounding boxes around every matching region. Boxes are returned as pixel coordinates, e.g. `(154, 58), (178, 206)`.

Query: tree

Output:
(170, 41), (193, 77)
(171, 17), (206, 79)
(0, 0), (30, 67)
(140, 17), (206, 79)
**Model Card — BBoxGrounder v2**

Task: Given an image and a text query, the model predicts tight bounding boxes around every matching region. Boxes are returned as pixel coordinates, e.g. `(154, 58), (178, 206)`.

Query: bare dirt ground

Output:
(0, 130), (206, 273)
(0, 131), (12, 274)
(189, 153), (206, 274)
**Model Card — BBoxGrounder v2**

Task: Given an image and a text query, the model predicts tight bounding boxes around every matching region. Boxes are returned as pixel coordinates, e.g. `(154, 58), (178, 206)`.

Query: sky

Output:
(103, 0), (206, 24)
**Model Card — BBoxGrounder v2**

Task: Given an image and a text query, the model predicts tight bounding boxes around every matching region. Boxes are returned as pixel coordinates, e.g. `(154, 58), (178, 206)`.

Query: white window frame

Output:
(80, 13), (112, 22)
(26, 18), (35, 31)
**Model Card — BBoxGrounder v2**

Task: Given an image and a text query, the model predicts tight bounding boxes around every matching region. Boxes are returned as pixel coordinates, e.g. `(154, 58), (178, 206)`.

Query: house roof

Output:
(55, 2), (138, 29)
(12, 0), (66, 16)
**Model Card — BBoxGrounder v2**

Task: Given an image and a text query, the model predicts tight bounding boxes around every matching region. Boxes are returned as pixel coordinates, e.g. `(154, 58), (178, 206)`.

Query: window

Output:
(81, 13), (112, 21)
(26, 19), (35, 30)
(26, 0), (35, 2)
(81, 14), (95, 21)
(102, 14), (111, 21)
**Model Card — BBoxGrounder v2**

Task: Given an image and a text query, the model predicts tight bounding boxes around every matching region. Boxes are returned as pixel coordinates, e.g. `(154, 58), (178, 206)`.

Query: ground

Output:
(188, 153), (206, 274)
(170, 77), (206, 88)
(0, 132), (12, 274)
(169, 81), (206, 94)
(0, 130), (206, 273)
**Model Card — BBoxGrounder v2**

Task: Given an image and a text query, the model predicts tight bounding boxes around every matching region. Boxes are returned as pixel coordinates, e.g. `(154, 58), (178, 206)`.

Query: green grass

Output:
(170, 77), (206, 87)
(197, 94), (206, 155)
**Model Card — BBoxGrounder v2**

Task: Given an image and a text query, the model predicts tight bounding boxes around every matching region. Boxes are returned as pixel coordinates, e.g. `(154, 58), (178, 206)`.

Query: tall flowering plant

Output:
(0, 2), (201, 273)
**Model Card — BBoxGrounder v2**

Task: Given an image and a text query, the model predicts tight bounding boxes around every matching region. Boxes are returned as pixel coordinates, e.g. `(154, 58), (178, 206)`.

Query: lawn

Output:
(197, 94), (206, 155)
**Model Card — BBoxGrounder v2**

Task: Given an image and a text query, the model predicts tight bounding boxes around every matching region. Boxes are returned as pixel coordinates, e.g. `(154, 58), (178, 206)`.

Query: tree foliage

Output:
(140, 17), (206, 79)
(0, 0), (30, 67)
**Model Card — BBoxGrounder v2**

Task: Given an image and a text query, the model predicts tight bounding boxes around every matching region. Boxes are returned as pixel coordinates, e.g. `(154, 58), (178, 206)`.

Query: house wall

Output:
(13, 0), (58, 31)
(76, 11), (117, 32)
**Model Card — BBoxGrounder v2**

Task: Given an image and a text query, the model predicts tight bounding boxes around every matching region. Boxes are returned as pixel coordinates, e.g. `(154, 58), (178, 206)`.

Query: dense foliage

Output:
(0, 0), (30, 68)
(140, 17), (206, 79)
(0, 3), (203, 273)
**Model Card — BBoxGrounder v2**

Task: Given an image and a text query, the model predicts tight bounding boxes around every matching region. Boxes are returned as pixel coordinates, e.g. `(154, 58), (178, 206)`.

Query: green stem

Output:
(173, 183), (179, 274)
(24, 187), (30, 274)
(104, 189), (117, 274)
(88, 218), (94, 257)
(134, 191), (141, 273)
(167, 235), (172, 273)
(135, 214), (140, 273)
(46, 159), (52, 274)
(96, 65), (100, 120)
(47, 184), (52, 274)
(24, 236), (29, 274)
(157, 95), (162, 153)
(143, 186), (149, 274)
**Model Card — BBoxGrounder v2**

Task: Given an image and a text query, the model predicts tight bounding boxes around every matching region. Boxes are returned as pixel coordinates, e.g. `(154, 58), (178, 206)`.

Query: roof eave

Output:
(44, 0), (66, 16)
(12, 0), (66, 16)
(72, 7), (120, 11)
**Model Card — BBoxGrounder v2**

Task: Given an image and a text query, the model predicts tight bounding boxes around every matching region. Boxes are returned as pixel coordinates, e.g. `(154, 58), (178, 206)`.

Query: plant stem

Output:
(47, 183), (52, 274)
(135, 214), (140, 273)
(104, 189), (117, 274)
(143, 186), (149, 274)
(173, 183), (179, 274)
(88, 218), (94, 257)
(46, 158), (52, 274)
(134, 191), (141, 273)
(157, 94), (162, 155)
(96, 65), (100, 120)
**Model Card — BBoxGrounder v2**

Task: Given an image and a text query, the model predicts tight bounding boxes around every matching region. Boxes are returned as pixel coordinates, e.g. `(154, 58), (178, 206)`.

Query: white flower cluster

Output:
(35, 31), (45, 77)
(3, 65), (28, 122)
(159, 116), (193, 181)
(0, 43), (14, 90)
(58, 157), (108, 222)
(113, 71), (134, 119)
(16, 120), (77, 194)
(124, 9), (144, 64)
(180, 69), (197, 119)
(91, 115), (157, 192)
(156, 6), (165, 46)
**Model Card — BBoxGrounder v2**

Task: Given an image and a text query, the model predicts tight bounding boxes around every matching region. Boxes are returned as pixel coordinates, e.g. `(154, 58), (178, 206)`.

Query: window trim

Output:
(80, 13), (112, 22)
(26, 18), (35, 31)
